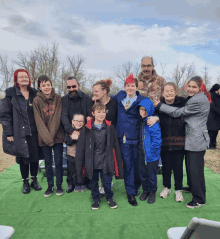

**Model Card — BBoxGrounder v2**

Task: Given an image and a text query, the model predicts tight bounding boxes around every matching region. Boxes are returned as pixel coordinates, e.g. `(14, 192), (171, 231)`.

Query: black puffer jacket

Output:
(0, 86), (38, 157)
(75, 119), (124, 184)
(207, 92), (220, 130)
(156, 96), (187, 151)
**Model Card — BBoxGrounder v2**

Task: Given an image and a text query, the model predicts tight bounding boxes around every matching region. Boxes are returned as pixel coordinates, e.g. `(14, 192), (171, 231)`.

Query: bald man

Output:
(137, 56), (166, 104)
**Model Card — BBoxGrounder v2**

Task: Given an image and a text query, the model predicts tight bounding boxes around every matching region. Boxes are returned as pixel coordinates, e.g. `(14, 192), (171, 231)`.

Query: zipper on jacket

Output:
(142, 123), (147, 165)
(24, 95), (32, 136)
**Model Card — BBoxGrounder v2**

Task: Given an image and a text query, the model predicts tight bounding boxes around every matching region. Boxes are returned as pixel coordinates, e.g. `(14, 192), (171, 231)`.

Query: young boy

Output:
(33, 75), (64, 197)
(75, 102), (124, 210)
(65, 113), (86, 193)
(111, 74), (149, 206)
(138, 98), (162, 203)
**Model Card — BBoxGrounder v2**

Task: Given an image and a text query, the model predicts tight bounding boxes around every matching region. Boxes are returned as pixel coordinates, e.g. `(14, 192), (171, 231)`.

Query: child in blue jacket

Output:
(138, 98), (162, 204)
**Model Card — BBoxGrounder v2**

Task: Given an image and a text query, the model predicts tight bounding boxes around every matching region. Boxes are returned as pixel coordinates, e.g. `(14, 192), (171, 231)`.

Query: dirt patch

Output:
(0, 126), (220, 174)
(204, 133), (220, 174)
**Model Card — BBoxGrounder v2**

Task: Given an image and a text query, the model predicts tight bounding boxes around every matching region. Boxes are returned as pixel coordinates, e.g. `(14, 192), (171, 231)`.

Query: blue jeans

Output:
(42, 143), (63, 185)
(90, 169), (113, 201)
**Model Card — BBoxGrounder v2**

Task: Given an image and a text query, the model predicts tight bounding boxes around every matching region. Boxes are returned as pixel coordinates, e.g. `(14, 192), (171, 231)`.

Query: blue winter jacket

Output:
(111, 91), (147, 140)
(138, 98), (162, 163)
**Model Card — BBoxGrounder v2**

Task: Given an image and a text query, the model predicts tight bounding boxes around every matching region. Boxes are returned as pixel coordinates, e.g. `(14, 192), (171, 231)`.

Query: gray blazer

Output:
(159, 92), (210, 151)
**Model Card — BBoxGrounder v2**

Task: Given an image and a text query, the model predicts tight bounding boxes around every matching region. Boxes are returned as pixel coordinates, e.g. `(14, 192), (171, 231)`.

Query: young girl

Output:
(155, 76), (211, 209)
(33, 75), (64, 197)
(75, 102), (124, 210)
(65, 113), (86, 193)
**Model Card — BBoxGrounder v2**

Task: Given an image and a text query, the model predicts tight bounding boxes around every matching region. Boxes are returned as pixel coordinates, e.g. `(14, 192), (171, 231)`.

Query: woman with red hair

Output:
(0, 69), (42, 194)
(155, 76), (211, 209)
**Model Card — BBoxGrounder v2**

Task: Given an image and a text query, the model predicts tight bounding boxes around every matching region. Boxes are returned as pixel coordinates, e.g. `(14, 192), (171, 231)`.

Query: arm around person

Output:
(61, 95), (74, 135)
(158, 96), (202, 118)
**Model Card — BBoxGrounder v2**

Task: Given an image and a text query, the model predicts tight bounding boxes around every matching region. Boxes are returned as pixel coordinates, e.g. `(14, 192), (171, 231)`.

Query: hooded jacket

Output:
(0, 86), (39, 158)
(33, 88), (64, 147)
(74, 119), (124, 184)
(111, 90), (147, 140)
(138, 98), (162, 163)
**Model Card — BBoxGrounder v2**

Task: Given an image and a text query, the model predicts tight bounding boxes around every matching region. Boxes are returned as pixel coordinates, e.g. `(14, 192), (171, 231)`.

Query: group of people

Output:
(0, 56), (215, 210)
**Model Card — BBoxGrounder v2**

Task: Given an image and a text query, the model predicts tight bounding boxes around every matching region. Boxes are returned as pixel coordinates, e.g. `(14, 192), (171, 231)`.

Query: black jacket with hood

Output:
(0, 86), (41, 159)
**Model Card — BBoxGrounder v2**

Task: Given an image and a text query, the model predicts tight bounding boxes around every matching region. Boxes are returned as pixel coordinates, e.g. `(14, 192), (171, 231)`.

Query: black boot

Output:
(30, 176), (42, 191)
(140, 191), (150, 201)
(22, 178), (30, 194)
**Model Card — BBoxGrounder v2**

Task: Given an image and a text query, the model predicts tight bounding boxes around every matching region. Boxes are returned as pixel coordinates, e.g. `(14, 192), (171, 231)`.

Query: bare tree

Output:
(160, 63), (167, 78)
(67, 55), (86, 82)
(113, 60), (142, 83)
(171, 63), (187, 88)
(202, 64), (212, 89)
(13, 42), (60, 88)
(0, 54), (14, 91)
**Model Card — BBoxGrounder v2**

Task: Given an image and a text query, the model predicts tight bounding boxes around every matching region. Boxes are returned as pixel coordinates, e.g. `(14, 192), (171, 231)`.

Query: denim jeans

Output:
(42, 143), (63, 185)
(90, 169), (113, 201)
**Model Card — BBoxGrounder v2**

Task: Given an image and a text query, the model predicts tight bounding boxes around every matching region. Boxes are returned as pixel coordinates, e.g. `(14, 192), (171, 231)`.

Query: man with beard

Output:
(137, 56), (166, 104)
(61, 76), (93, 193)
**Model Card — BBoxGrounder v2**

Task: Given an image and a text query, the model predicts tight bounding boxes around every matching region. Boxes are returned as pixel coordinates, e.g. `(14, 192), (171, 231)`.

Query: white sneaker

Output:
(175, 190), (184, 202)
(160, 187), (171, 198)
(99, 186), (105, 194)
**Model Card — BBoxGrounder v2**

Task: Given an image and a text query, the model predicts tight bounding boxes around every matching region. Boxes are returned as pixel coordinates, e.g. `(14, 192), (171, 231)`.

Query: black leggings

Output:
(20, 161), (39, 180)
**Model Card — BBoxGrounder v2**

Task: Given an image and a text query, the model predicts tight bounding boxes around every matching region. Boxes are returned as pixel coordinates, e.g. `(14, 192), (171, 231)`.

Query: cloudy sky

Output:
(0, 0), (220, 86)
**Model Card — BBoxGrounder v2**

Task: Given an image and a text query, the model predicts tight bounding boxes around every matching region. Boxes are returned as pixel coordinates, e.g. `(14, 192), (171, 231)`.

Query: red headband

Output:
(125, 74), (135, 84)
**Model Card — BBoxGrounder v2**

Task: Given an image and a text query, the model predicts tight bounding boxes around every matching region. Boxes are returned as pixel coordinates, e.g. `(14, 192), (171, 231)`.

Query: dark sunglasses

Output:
(67, 85), (77, 89)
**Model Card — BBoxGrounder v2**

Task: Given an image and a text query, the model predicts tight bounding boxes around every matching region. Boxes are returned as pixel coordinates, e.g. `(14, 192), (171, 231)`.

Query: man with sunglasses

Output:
(61, 76), (93, 193)
(137, 56), (166, 104)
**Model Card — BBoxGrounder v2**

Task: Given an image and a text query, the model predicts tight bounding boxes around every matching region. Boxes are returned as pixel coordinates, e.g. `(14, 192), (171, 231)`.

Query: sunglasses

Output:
(67, 85), (77, 89)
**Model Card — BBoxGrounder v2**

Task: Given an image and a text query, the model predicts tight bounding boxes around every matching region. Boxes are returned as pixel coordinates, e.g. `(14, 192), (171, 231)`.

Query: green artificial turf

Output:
(0, 163), (220, 239)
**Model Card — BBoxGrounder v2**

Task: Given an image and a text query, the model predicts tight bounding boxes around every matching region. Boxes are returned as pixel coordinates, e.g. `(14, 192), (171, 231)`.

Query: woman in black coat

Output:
(0, 69), (42, 194)
(207, 83), (220, 149)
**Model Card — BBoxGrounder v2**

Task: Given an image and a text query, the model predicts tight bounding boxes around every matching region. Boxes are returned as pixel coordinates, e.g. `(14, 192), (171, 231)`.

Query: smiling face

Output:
(72, 114), (85, 130)
(39, 80), (52, 97)
(124, 83), (137, 98)
(17, 71), (30, 86)
(92, 108), (106, 124)
(93, 84), (106, 101)
(141, 57), (154, 79)
(162, 85), (176, 103)
(187, 80), (200, 96)
(66, 79), (80, 96)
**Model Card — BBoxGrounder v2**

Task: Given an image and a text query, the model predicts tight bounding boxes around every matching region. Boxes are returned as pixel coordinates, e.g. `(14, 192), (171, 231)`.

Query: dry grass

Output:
(0, 125), (15, 173)
(0, 125), (220, 174)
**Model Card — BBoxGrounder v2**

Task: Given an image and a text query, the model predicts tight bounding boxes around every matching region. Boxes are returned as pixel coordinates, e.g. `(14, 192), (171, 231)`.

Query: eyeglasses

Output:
(73, 120), (84, 123)
(67, 85), (77, 89)
(141, 64), (153, 68)
(140, 108), (147, 112)
(18, 76), (29, 79)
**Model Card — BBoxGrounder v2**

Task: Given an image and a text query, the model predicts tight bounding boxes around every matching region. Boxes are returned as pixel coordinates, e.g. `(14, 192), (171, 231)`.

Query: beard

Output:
(142, 70), (151, 79)
(70, 90), (78, 98)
